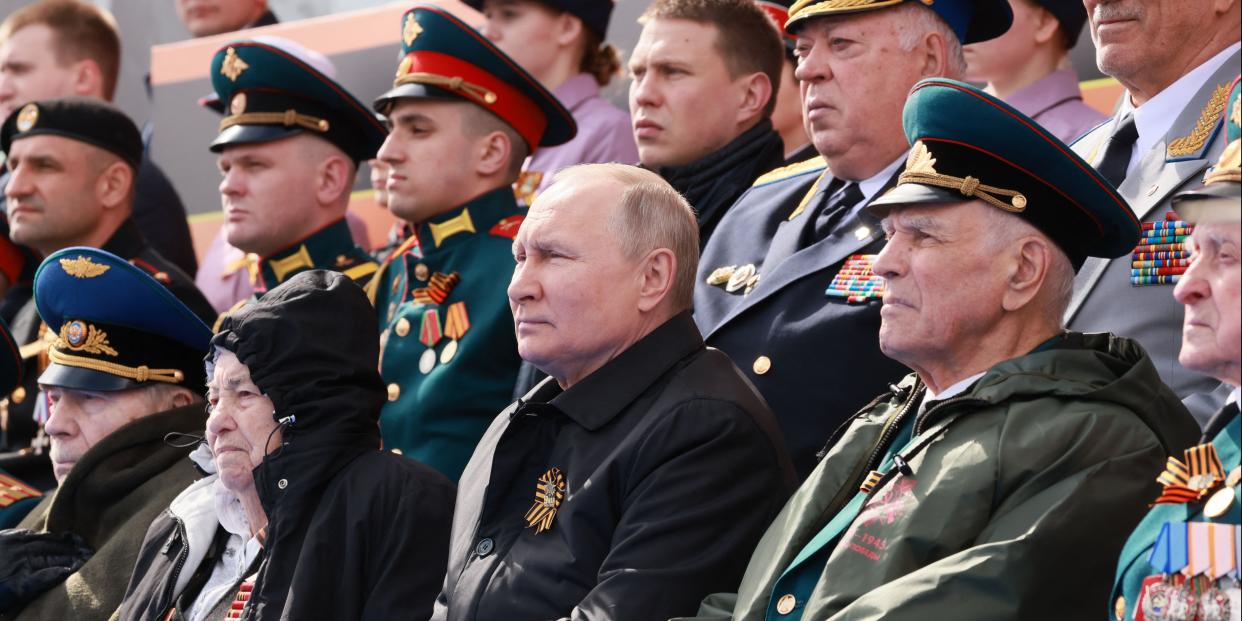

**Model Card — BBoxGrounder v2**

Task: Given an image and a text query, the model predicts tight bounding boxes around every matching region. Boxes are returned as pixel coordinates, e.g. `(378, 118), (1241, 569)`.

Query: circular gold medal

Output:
(440, 339), (458, 364)
(1204, 487), (1234, 519)
(419, 348), (436, 374)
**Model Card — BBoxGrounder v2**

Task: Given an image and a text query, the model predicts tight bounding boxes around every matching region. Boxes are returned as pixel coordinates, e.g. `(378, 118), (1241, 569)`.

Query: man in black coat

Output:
(433, 164), (795, 621)
(117, 269), (454, 620)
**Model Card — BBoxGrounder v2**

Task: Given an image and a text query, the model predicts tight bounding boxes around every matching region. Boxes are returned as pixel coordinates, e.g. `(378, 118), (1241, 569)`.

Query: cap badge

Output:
(56, 321), (118, 357)
(403, 13), (424, 47)
(524, 467), (566, 534)
(901, 141), (1027, 212)
(220, 47), (250, 82)
(59, 255), (111, 279)
(230, 92), (247, 115)
(15, 104), (38, 132)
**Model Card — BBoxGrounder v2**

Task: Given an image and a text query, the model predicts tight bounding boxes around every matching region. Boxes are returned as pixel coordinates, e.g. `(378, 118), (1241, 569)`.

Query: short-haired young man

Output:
(629, 0), (786, 246)
(0, 0), (197, 277)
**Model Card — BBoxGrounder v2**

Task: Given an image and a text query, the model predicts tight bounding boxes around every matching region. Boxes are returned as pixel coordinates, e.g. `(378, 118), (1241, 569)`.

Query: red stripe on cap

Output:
(401, 51), (547, 150)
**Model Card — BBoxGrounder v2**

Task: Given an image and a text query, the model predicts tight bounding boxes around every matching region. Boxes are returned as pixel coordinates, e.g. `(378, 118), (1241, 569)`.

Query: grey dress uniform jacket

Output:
(1067, 48), (1241, 426)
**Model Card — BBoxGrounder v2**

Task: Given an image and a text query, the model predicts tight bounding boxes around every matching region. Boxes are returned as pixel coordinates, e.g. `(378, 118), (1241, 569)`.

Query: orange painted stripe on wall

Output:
(150, 1), (481, 86)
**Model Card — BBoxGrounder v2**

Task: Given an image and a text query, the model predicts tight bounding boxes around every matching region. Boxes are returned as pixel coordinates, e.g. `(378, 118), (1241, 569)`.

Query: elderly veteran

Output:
(681, 79), (1201, 621)
(1110, 76), (1242, 621)
(432, 163), (795, 621)
(0, 247), (211, 621)
(370, 5), (576, 481)
(692, 0), (1011, 479)
(116, 270), (455, 621)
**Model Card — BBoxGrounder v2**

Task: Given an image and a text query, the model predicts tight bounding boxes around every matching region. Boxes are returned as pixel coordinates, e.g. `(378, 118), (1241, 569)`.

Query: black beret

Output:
(1, 98), (144, 170)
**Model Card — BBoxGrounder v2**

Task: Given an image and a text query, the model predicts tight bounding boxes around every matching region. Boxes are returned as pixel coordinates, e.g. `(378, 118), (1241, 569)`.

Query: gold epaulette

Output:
(752, 156), (827, 187)
(1, 472), (43, 507)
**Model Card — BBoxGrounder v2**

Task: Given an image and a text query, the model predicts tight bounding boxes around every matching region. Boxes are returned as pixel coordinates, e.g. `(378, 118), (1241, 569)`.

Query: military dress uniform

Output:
(206, 40), (385, 302)
(0, 318), (39, 529)
(0, 99), (214, 495)
(1068, 45), (1242, 425)
(369, 6), (576, 481)
(1110, 76), (1242, 621)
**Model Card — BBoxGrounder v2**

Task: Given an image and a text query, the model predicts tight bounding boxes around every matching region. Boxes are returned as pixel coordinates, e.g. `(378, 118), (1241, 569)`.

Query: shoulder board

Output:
(752, 156), (828, 187)
(490, 215), (525, 240)
(343, 261), (379, 283)
(0, 472), (43, 507)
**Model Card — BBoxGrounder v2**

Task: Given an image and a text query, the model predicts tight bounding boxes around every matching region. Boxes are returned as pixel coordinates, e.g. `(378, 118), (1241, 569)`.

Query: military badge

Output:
(413, 271), (460, 305)
(1131, 213), (1193, 286)
(418, 309), (442, 375)
(403, 13), (424, 46)
(0, 472), (41, 508)
(706, 265), (735, 286)
(15, 103), (38, 132)
(59, 255), (110, 279)
(524, 467), (566, 534)
(514, 171), (543, 207)
(220, 47), (250, 82)
(725, 264), (756, 293)
(441, 302), (470, 364)
(826, 255), (885, 303)
(1167, 83), (1229, 159)
(1154, 443), (1226, 504)
(55, 321), (117, 357)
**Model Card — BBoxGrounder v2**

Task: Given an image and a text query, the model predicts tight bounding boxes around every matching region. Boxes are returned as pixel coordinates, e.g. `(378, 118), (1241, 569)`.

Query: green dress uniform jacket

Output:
(1109, 402), (1240, 620)
(254, 217), (378, 294)
(3, 404), (206, 621)
(371, 186), (524, 481)
(682, 333), (1199, 621)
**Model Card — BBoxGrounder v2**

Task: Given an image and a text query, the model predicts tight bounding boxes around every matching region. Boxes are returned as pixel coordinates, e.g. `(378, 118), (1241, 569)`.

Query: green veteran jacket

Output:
(682, 333), (1199, 621)
(371, 187), (524, 481)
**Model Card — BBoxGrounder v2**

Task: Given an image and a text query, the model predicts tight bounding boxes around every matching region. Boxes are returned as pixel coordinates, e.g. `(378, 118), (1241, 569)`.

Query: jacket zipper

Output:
(160, 519), (190, 617)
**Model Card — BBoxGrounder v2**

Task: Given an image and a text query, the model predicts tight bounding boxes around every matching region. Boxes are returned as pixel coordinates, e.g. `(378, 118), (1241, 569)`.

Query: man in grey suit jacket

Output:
(1068, 0), (1239, 426)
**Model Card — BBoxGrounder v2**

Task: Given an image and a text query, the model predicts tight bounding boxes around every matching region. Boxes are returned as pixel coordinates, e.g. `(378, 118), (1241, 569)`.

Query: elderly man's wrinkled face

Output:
(206, 349), (280, 494)
(1084, 0), (1214, 84)
(508, 177), (643, 384)
(793, 11), (927, 180)
(1174, 220), (1242, 385)
(43, 385), (169, 483)
(873, 201), (1009, 368)
(176, 0), (267, 38)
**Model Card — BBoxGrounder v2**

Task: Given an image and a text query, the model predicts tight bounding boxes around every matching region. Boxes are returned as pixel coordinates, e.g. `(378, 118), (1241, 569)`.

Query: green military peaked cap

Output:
(373, 5), (576, 151)
(786, 0), (1012, 44)
(1173, 75), (1241, 224)
(869, 78), (1141, 270)
(209, 40), (388, 164)
(34, 248), (212, 394)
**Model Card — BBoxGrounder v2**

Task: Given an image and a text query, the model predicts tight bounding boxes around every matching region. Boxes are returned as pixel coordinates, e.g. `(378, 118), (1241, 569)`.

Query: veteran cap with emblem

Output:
(785, 0), (1013, 45)
(869, 78), (1141, 270)
(1173, 75), (1241, 224)
(33, 248), (212, 394)
(373, 5), (577, 150)
(0, 97), (143, 170)
(462, 0), (615, 37)
(208, 39), (388, 164)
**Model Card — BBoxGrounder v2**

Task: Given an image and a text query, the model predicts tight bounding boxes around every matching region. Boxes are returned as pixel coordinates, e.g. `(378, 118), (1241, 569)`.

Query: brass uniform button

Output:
(395, 317), (411, 337)
(776, 594), (796, 615)
(414, 263), (430, 281)
(1114, 595), (1125, 620)
(387, 383), (401, 401)
(11, 386), (26, 404)
(753, 356), (772, 375)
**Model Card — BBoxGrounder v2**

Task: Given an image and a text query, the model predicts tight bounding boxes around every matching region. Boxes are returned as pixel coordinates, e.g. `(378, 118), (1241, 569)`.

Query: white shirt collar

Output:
(924, 371), (986, 404)
(857, 154), (907, 203)
(1119, 42), (1240, 174)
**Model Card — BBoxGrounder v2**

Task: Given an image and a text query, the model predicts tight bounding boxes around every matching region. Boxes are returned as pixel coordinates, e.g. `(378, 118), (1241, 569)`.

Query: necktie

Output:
(1096, 114), (1139, 188)
(801, 181), (864, 249)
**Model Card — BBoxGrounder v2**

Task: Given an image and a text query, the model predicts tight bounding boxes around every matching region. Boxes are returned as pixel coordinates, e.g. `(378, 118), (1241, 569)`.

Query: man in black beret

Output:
(0, 97), (214, 513)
